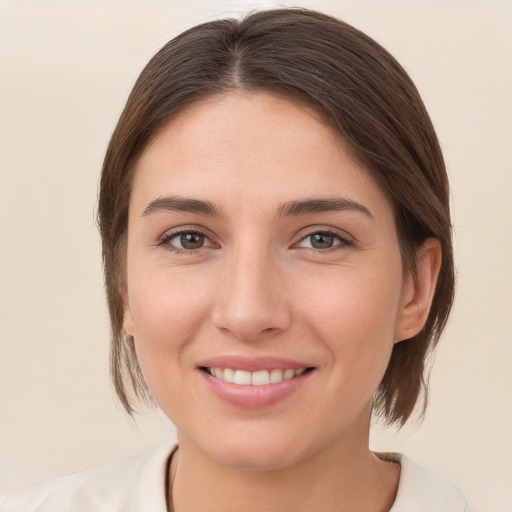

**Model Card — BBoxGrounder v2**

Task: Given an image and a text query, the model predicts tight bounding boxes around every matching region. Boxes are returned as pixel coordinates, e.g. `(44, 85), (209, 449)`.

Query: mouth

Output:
(196, 356), (316, 408)
(199, 366), (314, 386)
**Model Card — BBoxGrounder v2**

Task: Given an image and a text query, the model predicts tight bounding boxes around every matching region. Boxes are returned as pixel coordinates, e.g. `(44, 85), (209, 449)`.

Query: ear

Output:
(122, 293), (135, 337)
(395, 238), (442, 343)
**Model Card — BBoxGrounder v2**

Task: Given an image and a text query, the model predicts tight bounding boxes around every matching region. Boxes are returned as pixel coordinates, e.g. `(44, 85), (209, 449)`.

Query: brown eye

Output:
(166, 231), (211, 251)
(310, 233), (335, 249)
(180, 233), (205, 249)
(296, 230), (350, 250)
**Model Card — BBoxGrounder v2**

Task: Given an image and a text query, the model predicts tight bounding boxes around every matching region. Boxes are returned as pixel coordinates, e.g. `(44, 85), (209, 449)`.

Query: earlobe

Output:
(124, 308), (135, 337)
(122, 295), (135, 337)
(395, 238), (442, 343)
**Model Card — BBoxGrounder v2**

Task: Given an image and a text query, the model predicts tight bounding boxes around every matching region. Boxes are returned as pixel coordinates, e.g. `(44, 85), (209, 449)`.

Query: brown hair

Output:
(98, 8), (454, 426)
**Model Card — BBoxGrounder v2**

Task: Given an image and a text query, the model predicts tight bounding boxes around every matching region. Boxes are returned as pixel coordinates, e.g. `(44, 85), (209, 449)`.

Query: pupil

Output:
(181, 233), (204, 249)
(311, 233), (333, 248)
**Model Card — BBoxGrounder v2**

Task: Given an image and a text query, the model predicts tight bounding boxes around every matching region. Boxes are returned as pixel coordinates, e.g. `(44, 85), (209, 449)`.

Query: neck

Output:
(168, 421), (399, 512)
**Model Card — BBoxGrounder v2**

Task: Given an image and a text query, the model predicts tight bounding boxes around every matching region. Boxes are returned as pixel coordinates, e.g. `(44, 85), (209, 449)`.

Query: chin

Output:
(213, 439), (304, 471)
(182, 426), (310, 471)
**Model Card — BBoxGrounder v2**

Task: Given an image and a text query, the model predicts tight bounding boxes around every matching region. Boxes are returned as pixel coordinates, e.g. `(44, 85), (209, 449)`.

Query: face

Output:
(123, 92), (416, 470)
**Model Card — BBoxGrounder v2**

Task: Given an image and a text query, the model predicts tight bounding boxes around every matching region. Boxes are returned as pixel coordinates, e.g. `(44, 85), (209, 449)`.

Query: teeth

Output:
(207, 367), (308, 385)
(251, 370), (270, 385)
(270, 369), (283, 383)
(223, 368), (235, 383)
(283, 369), (295, 380)
(233, 370), (252, 385)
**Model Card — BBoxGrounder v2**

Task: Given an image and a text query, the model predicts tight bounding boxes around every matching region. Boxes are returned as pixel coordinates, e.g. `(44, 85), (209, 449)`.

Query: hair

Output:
(97, 8), (455, 426)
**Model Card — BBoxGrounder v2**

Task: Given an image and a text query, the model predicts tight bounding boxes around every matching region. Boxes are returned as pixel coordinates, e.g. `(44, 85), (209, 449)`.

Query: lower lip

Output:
(198, 370), (313, 409)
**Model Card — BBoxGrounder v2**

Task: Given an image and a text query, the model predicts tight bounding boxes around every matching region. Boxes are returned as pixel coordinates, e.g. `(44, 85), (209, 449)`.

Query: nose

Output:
(211, 246), (292, 341)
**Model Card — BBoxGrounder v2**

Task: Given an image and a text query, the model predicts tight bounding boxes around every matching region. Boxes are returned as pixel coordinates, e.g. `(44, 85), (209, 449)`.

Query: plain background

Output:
(1, 1), (511, 511)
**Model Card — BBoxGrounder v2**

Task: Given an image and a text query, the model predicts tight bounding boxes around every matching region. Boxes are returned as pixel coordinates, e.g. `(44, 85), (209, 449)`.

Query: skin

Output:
(123, 92), (441, 512)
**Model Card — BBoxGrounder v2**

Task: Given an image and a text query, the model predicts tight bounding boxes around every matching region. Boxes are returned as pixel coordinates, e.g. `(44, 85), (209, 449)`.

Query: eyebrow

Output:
(142, 195), (373, 219)
(277, 197), (373, 219)
(142, 196), (222, 217)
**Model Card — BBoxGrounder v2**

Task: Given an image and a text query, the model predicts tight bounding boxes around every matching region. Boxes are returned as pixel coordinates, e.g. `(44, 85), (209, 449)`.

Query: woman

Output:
(0, 8), (469, 511)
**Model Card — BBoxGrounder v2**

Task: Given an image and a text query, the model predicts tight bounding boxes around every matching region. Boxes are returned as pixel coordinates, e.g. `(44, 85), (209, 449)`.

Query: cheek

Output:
(299, 267), (402, 338)
(296, 264), (402, 386)
(126, 268), (212, 386)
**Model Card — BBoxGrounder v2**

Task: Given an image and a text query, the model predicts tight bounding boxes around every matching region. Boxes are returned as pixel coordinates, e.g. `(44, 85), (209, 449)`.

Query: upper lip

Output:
(197, 355), (313, 372)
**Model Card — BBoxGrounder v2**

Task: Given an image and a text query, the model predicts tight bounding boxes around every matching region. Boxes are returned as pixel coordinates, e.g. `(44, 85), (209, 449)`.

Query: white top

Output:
(0, 444), (469, 511)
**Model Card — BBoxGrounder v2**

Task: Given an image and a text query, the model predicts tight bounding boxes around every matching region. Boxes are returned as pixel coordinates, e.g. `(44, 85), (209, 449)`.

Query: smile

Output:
(199, 364), (315, 409)
(204, 367), (307, 385)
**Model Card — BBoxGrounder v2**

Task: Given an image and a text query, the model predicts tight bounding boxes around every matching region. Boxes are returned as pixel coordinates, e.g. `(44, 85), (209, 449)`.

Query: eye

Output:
(163, 230), (213, 251)
(296, 230), (351, 250)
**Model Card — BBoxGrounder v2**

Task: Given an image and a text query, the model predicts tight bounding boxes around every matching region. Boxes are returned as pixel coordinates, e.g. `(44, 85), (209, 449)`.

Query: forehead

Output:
(131, 92), (391, 219)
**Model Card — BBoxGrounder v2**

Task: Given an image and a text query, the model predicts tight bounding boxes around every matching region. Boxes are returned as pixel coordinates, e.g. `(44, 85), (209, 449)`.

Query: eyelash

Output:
(294, 229), (353, 251)
(158, 228), (215, 254)
(157, 227), (353, 255)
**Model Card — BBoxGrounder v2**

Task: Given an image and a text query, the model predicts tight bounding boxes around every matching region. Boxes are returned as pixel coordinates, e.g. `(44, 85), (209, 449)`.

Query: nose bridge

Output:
(212, 240), (291, 340)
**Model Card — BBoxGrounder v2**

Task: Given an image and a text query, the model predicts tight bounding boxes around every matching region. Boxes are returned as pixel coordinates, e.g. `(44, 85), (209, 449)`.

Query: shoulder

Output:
(0, 444), (176, 512)
(384, 453), (470, 512)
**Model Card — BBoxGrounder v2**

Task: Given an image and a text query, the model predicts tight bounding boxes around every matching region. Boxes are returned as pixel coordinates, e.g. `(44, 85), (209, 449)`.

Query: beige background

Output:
(1, 1), (511, 511)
